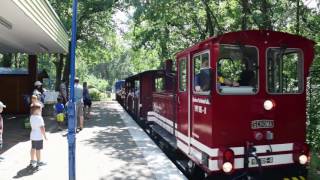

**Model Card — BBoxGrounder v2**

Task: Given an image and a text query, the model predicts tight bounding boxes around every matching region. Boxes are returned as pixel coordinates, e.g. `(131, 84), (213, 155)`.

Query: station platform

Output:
(0, 101), (186, 180)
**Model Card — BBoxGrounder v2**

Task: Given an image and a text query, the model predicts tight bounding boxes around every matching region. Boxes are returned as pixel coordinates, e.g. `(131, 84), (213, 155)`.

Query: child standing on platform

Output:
(0, 101), (6, 150)
(55, 97), (64, 130)
(29, 102), (47, 168)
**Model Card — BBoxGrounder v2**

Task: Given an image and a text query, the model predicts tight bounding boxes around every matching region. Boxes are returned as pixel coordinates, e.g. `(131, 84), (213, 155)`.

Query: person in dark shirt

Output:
(195, 60), (211, 92)
(83, 82), (92, 119)
(238, 69), (255, 86)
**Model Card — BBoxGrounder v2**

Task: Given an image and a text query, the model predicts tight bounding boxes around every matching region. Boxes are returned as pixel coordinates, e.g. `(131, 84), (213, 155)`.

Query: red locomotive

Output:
(119, 30), (315, 179)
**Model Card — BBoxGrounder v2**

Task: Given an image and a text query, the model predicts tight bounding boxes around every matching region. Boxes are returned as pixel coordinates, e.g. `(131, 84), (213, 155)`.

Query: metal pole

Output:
(68, 0), (78, 180)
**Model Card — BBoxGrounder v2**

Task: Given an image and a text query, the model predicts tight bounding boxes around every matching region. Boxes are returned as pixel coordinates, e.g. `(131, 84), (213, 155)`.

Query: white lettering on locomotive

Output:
(192, 97), (210, 105)
(194, 105), (207, 114)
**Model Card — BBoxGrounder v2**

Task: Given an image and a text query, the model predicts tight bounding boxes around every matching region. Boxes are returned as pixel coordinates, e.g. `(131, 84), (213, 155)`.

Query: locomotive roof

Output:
(125, 70), (165, 81)
(176, 30), (315, 57)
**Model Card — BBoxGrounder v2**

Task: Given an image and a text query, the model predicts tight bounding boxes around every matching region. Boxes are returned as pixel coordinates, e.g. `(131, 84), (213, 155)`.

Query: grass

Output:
(309, 150), (320, 179)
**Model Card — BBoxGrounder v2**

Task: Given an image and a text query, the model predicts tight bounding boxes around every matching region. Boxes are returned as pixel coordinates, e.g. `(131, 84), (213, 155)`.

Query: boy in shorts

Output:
(29, 102), (47, 168)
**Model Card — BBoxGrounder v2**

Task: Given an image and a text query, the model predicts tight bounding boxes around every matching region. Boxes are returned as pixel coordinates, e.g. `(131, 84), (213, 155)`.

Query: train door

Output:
(176, 57), (190, 154)
(190, 50), (212, 161)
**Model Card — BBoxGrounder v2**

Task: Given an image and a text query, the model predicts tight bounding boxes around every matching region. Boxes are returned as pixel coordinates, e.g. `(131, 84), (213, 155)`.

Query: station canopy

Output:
(0, 0), (68, 54)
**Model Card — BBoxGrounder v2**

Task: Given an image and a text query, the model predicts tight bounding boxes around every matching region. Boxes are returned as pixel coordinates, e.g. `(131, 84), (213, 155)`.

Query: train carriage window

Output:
(217, 45), (258, 94)
(267, 48), (303, 94)
(155, 77), (165, 92)
(193, 51), (211, 94)
(179, 58), (187, 92)
(134, 80), (140, 97)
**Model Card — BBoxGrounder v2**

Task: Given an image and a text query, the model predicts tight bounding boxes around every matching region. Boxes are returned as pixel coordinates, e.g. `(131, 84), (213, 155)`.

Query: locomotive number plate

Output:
(251, 157), (273, 166)
(251, 120), (274, 129)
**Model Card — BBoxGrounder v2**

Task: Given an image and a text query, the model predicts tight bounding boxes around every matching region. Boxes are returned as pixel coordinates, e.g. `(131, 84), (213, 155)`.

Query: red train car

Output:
(123, 69), (172, 121)
(146, 30), (315, 179)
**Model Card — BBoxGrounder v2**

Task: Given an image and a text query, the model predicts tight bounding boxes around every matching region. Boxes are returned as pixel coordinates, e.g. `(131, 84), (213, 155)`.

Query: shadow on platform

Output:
(13, 165), (38, 179)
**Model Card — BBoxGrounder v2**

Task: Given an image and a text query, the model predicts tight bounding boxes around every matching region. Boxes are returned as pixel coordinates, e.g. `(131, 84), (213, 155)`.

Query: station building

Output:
(0, 0), (68, 114)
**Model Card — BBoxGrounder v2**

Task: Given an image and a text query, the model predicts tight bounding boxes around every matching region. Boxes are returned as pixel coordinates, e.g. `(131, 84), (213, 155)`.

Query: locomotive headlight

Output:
(264, 100), (274, 110)
(299, 155), (308, 165)
(222, 162), (233, 173)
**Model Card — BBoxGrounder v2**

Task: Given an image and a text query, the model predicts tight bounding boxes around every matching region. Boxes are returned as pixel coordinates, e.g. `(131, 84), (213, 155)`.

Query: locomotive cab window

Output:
(193, 51), (211, 94)
(217, 45), (258, 94)
(267, 48), (303, 94)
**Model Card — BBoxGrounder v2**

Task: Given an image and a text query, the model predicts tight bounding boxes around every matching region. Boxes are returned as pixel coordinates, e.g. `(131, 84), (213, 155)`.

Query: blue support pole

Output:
(68, 0), (78, 180)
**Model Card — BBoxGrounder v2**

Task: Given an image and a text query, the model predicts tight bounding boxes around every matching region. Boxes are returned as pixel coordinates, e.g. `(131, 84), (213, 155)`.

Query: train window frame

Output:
(155, 77), (165, 92)
(192, 50), (211, 96)
(178, 58), (187, 92)
(134, 80), (140, 97)
(216, 44), (259, 95)
(266, 47), (304, 94)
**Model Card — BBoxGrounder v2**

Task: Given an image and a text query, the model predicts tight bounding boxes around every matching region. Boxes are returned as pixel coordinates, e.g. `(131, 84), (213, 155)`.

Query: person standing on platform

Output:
(33, 81), (45, 105)
(74, 77), (84, 132)
(59, 79), (68, 105)
(29, 102), (47, 168)
(83, 82), (92, 119)
(0, 101), (6, 150)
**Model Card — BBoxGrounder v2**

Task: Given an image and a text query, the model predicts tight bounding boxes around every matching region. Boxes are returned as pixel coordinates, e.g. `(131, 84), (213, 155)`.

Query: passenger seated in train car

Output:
(194, 56), (237, 92)
(195, 58), (211, 92)
(217, 44), (258, 94)
(238, 69), (255, 86)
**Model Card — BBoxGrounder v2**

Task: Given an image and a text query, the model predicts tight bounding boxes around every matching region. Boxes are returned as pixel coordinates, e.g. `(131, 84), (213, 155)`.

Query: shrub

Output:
(89, 88), (102, 101)
(84, 75), (108, 92)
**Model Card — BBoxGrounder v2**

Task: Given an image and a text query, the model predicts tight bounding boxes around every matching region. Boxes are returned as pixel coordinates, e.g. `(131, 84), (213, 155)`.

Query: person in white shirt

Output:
(29, 102), (47, 168)
(74, 77), (84, 132)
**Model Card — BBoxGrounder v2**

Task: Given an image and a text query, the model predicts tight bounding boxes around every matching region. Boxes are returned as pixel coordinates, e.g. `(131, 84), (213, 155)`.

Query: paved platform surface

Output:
(0, 101), (186, 180)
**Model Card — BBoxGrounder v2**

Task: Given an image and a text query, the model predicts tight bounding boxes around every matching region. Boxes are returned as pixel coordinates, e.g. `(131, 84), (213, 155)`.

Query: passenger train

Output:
(116, 30), (315, 179)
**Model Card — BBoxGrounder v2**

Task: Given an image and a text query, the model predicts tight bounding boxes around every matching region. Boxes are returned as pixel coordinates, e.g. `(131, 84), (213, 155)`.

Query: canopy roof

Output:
(0, 0), (68, 54)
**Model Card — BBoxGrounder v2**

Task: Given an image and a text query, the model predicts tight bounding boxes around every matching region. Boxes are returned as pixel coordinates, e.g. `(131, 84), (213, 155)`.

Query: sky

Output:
(303, 0), (320, 10)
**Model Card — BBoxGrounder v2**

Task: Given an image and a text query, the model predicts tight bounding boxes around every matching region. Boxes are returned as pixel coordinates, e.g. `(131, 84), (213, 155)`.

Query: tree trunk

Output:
(201, 0), (222, 35)
(62, 53), (70, 93)
(55, 54), (64, 91)
(296, 0), (300, 35)
(241, 0), (249, 30)
(261, 0), (273, 30)
(205, 7), (215, 36)
(160, 26), (170, 61)
(14, 53), (19, 68)
(62, 41), (72, 99)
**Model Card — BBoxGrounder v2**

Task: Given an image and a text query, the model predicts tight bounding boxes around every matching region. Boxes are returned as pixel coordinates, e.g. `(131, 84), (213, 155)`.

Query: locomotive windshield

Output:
(267, 48), (303, 93)
(217, 45), (258, 94)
